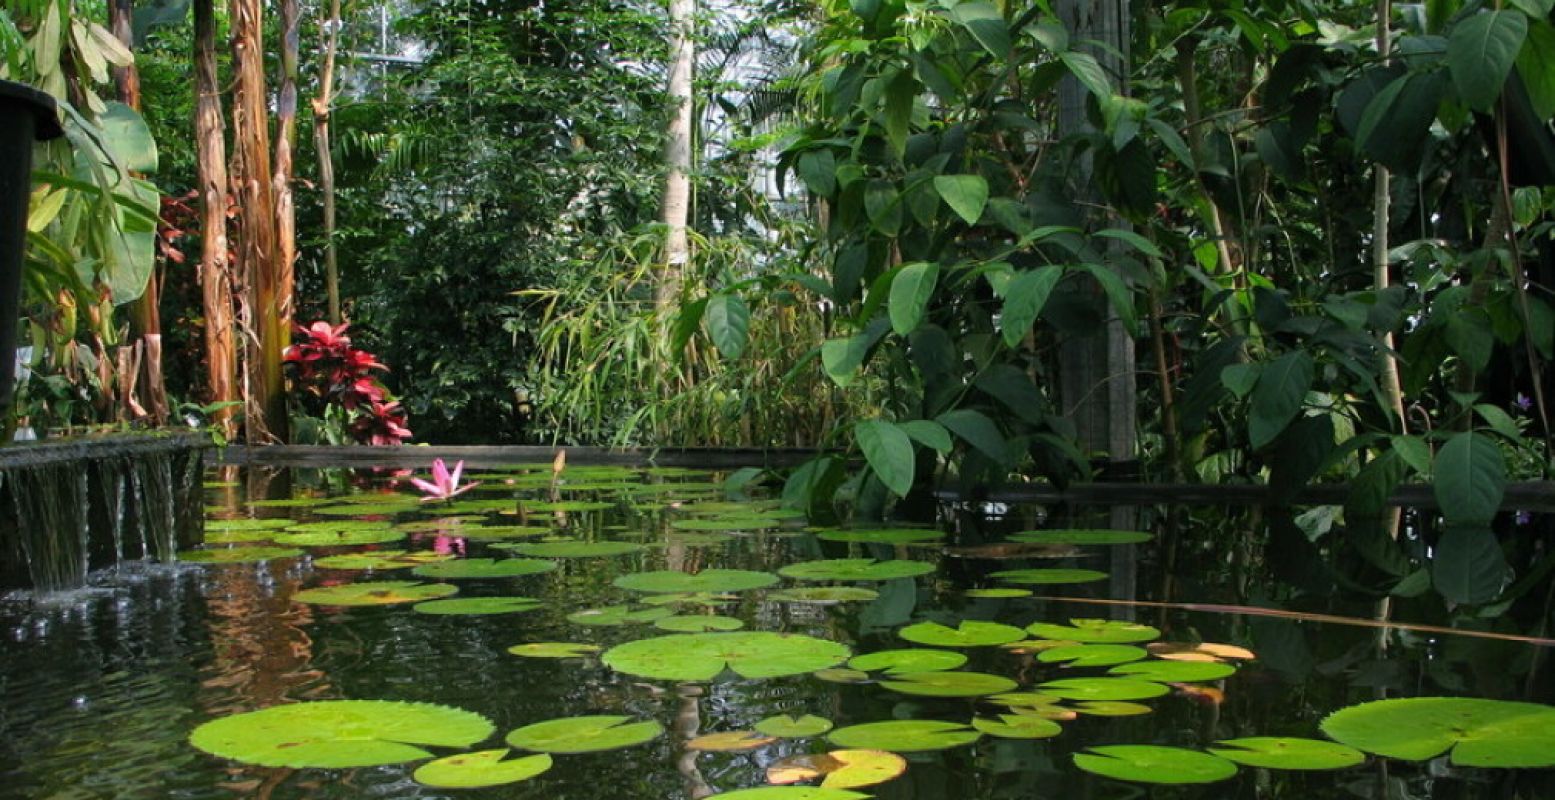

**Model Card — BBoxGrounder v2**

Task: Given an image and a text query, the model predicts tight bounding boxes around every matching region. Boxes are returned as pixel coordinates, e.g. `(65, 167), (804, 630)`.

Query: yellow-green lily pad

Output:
(879, 671), (1018, 698)
(205, 518), (295, 531)
(1025, 619), (1160, 644)
(314, 551), (454, 570)
(769, 587), (880, 604)
(204, 531), (275, 544)
(755, 714), (834, 738)
(778, 559), (935, 582)
(990, 568), (1108, 585)
(189, 699), (492, 768)
(1109, 660), (1236, 682)
(653, 614), (745, 632)
(413, 749), (552, 788)
(1037, 677), (1169, 701)
(273, 529), (406, 547)
(687, 730), (776, 751)
(847, 649), (967, 675)
(178, 547), (305, 564)
(1208, 737), (1366, 770)
(566, 605), (674, 626)
(965, 588), (1032, 598)
(972, 714), (1063, 739)
(412, 558), (557, 579)
(1072, 701), (1153, 716)
(503, 540), (645, 557)
(827, 720), (980, 752)
(294, 581), (459, 606)
(670, 517), (780, 531)
(505, 715), (663, 753)
(1320, 697), (1555, 767)
(413, 596), (543, 615)
(1038, 644), (1149, 668)
(898, 620), (1026, 647)
(767, 748), (906, 789)
(710, 788), (870, 800)
(613, 568), (778, 594)
(507, 642), (601, 659)
(286, 520), (393, 532)
(602, 632), (851, 681)
(1073, 745), (1238, 784)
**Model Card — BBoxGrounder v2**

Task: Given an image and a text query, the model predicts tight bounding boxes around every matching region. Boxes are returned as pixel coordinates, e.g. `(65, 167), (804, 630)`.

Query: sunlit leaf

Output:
(507, 642), (601, 659)
(1074, 745), (1238, 785)
(769, 587), (880, 604)
(688, 730), (775, 751)
(602, 632), (852, 681)
(294, 581), (459, 606)
(767, 749), (906, 789)
(413, 749), (552, 789)
(566, 605), (674, 626)
(1109, 660), (1236, 682)
(1208, 738), (1365, 770)
(189, 700), (493, 768)
(1320, 697), (1555, 767)
(504, 541), (645, 558)
(1037, 677), (1169, 701)
(898, 620), (1026, 647)
(879, 670), (1017, 697)
(755, 714), (834, 738)
(654, 614), (745, 632)
(972, 714), (1062, 739)
(847, 649), (967, 675)
(1025, 619), (1160, 643)
(506, 715), (663, 754)
(1038, 644), (1148, 668)
(779, 559), (935, 582)
(827, 720), (980, 752)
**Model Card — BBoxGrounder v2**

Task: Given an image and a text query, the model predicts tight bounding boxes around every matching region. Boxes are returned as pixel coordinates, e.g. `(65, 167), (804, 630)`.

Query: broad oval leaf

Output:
(1037, 677), (1170, 701)
(294, 581), (459, 606)
(1026, 619), (1160, 643)
(507, 642), (601, 659)
(1248, 351), (1313, 449)
(413, 749), (552, 789)
(898, 620), (1026, 647)
(506, 715), (663, 754)
(1432, 432), (1506, 526)
(779, 558), (935, 582)
(888, 262), (939, 335)
(1321, 697), (1555, 767)
(827, 720), (980, 752)
(602, 631), (851, 681)
(767, 748), (905, 789)
(1447, 10), (1527, 112)
(932, 175), (989, 225)
(755, 714), (834, 738)
(189, 700), (493, 768)
(1074, 745), (1238, 785)
(855, 420), (916, 497)
(1108, 660), (1236, 682)
(879, 670), (1018, 697)
(705, 294), (751, 359)
(972, 713), (1063, 739)
(1207, 738), (1365, 771)
(848, 648), (967, 674)
(1038, 644), (1148, 668)
(999, 266), (1063, 347)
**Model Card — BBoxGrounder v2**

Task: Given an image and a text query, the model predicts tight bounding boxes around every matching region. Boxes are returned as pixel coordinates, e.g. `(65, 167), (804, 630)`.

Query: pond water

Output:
(1, 462), (1551, 799)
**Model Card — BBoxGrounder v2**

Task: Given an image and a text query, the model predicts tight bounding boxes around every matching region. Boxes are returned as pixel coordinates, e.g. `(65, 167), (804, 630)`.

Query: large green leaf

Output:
(1074, 745), (1238, 785)
(704, 294), (750, 359)
(1432, 525), (1509, 605)
(848, 648), (967, 674)
(779, 558), (935, 582)
(888, 262), (938, 335)
(879, 670), (1017, 697)
(1026, 619), (1160, 643)
(948, 1), (1008, 57)
(189, 700), (493, 768)
(855, 420), (916, 497)
(898, 620), (1026, 647)
(1517, 20), (1555, 120)
(936, 408), (1010, 464)
(1432, 432), (1506, 525)
(999, 266), (1063, 347)
(413, 750), (552, 789)
(827, 720), (980, 752)
(99, 101), (158, 172)
(1058, 51), (1111, 99)
(294, 581), (459, 606)
(506, 715), (663, 754)
(1248, 351), (1313, 449)
(797, 149), (838, 197)
(932, 174), (988, 225)
(1321, 697), (1555, 767)
(602, 632), (851, 681)
(1447, 10), (1527, 111)
(1207, 738), (1365, 771)
(613, 569), (778, 594)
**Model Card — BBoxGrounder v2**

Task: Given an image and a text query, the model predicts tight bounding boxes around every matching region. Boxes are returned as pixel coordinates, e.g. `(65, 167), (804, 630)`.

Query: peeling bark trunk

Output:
(314, 0), (343, 324)
(195, 0), (237, 439)
(657, 0), (694, 310)
(274, 0), (299, 334)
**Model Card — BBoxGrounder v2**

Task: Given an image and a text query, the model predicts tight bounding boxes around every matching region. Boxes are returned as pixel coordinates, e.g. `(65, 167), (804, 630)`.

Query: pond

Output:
(1, 461), (1552, 799)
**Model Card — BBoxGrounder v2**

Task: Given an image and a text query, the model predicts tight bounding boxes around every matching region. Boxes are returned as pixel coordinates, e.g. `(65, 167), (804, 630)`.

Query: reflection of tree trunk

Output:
(195, 0), (237, 440)
(657, 0), (694, 310)
(313, 0), (344, 324)
(673, 684), (713, 799)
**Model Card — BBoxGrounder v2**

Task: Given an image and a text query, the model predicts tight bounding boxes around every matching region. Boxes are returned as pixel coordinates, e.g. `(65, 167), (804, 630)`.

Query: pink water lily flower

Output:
(410, 458), (480, 502)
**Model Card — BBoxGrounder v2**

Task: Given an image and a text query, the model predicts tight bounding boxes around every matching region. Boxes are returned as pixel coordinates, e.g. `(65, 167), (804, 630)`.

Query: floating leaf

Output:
(205, 518), (295, 531)
(507, 642), (601, 659)
(414, 597), (543, 615)
(827, 720), (980, 752)
(990, 568), (1108, 585)
(639, 592), (734, 607)
(273, 530), (406, 547)
(314, 551), (454, 570)
(566, 605), (674, 626)
(1038, 644), (1148, 668)
(412, 558), (558, 579)
(945, 542), (1087, 560)
(613, 569), (779, 594)
(779, 559), (935, 582)
(1037, 677), (1169, 701)
(813, 668), (871, 684)
(653, 614), (745, 632)
(710, 788), (869, 800)
(313, 503), (418, 516)
(755, 714), (834, 738)
(1146, 642), (1255, 662)
(294, 581), (459, 606)
(965, 588), (1032, 598)
(767, 749), (906, 789)
(1008, 529), (1153, 545)
(898, 620), (1026, 647)
(506, 715), (663, 754)
(687, 730), (776, 751)
(602, 632), (851, 681)
(986, 692), (1065, 710)
(178, 547), (304, 564)
(816, 528), (944, 544)
(1026, 619), (1160, 644)
(413, 749), (552, 789)
(286, 520), (393, 532)
(670, 517), (781, 531)
(880, 671), (1017, 697)
(1109, 660), (1236, 682)
(769, 587), (880, 604)
(972, 714), (1062, 739)
(1208, 738), (1365, 770)
(204, 531), (274, 544)
(445, 525), (553, 539)
(504, 541), (645, 558)
(1074, 745), (1238, 785)
(189, 700), (493, 768)
(848, 649), (967, 675)
(1320, 697), (1555, 767)
(1072, 701), (1153, 717)
(523, 500), (614, 512)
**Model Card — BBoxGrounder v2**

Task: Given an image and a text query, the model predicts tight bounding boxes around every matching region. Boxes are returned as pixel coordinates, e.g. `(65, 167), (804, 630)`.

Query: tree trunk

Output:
(657, 0), (694, 310)
(229, 0), (287, 442)
(274, 0), (299, 332)
(1055, 0), (1136, 470)
(314, 0), (343, 324)
(195, 0), (237, 440)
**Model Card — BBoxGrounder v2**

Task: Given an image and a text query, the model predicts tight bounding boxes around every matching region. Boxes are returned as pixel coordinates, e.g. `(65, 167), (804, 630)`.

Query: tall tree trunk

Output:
(314, 0), (343, 324)
(1373, 0), (1406, 432)
(656, 0), (694, 311)
(274, 0), (299, 332)
(1055, 0), (1136, 470)
(195, 0), (237, 440)
(110, 0), (169, 425)
(230, 0), (287, 442)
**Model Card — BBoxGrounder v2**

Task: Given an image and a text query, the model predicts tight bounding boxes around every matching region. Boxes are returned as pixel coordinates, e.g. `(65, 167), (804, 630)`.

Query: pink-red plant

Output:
(284, 321), (412, 444)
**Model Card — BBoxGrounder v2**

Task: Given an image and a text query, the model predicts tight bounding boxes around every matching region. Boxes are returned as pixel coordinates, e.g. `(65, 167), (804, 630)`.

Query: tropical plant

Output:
(283, 320), (411, 444)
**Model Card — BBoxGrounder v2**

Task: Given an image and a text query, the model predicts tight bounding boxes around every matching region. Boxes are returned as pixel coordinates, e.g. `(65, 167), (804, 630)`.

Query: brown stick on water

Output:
(1031, 595), (1555, 647)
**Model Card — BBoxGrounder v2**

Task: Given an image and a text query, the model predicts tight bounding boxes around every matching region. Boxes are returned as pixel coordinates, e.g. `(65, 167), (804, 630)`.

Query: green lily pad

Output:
(522, 500), (614, 512)
(206, 518), (296, 531)
(286, 520), (393, 532)
(708, 788), (870, 800)
(827, 720), (980, 752)
(990, 568), (1108, 585)
(687, 730), (777, 751)
(204, 531), (275, 544)
(779, 559), (935, 582)
(1072, 701), (1153, 716)
(188, 700), (493, 768)
(972, 714), (1063, 739)
(504, 540), (644, 558)
(1320, 697), (1555, 767)
(1026, 619), (1161, 644)
(566, 605), (674, 626)
(456, 525), (553, 539)
(670, 517), (780, 531)
(767, 749), (906, 790)
(314, 551), (454, 570)
(1008, 529), (1154, 545)
(312, 503), (418, 516)
(1038, 644), (1149, 668)
(391, 517), (484, 532)
(964, 588), (1032, 598)
(294, 581), (459, 606)
(813, 668), (871, 684)
(602, 632), (851, 681)
(987, 692), (1064, 709)
(847, 649), (967, 675)
(1074, 745), (1238, 785)
(769, 587), (880, 604)
(662, 531), (735, 547)
(413, 749), (552, 789)
(507, 642), (601, 659)
(1109, 660), (1236, 682)
(613, 569), (778, 594)
(879, 671), (1018, 698)
(506, 715), (663, 754)
(638, 592), (734, 607)
(653, 614), (745, 632)
(273, 530), (407, 547)
(413, 597), (543, 615)
(178, 547), (305, 564)
(815, 528), (944, 544)
(1037, 677), (1169, 701)
(1208, 738), (1366, 770)
(246, 497), (333, 508)
(411, 558), (558, 579)
(755, 714), (834, 738)
(898, 620), (1027, 647)
(676, 500), (777, 514)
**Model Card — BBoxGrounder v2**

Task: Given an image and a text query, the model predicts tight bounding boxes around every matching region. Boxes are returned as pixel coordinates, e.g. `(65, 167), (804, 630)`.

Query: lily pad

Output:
(1319, 697), (1555, 767)
(767, 749), (906, 789)
(1147, 642), (1256, 662)
(847, 649), (967, 675)
(273, 529), (406, 547)
(964, 588), (1032, 598)
(206, 518), (295, 531)
(769, 587), (880, 604)
(990, 568), (1108, 585)
(670, 517), (780, 531)
(602, 632), (851, 682)
(314, 551), (454, 570)
(504, 540), (644, 558)
(1037, 677), (1169, 701)
(506, 715), (663, 754)
(1038, 644), (1149, 668)
(687, 730), (776, 751)
(778, 559), (935, 582)
(567, 605), (674, 626)
(1109, 660), (1236, 682)
(286, 520), (393, 532)
(413, 749), (553, 789)
(1208, 737), (1366, 770)
(1026, 619), (1161, 644)
(414, 596), (543, 615)
(294, 581), (459, 606)
(204, 531), (275, 544)
(189, 700), (493, 768)
(1074, 745), (1238, 785)
(312, 503), (417, 516)
(1008, 529), (1153, 545)
(653, 614), (745, 632)
(972, 714), (1063, 739)
(755, 714), (834, 738)
(412, 558), (558, 579)
(879, 671), (1018, 698)
(816, 528), (944, 544)
(613, 569), (778, 594)
(709, 788), (870, 800)
(827, 720), (980, 752)
(178, 547), (305, 564)
(1072, 701), (1153, 716)
(507, 642), (601, 659)
(457, 525), (553, 539)
(639, 592), (734, 607)
(662, 531), (735, 547)
(898, 620), (1026, 647)
(522, 500), (614, 512)
(813, 668), (871, 684)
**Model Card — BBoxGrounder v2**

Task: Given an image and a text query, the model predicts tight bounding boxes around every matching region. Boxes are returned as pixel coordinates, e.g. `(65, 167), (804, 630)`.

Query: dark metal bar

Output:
(214, 444), (826, 469)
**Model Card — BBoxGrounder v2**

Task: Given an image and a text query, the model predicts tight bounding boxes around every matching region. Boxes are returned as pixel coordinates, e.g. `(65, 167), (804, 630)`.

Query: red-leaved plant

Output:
(284, 321), (412, 444)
